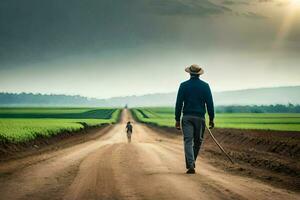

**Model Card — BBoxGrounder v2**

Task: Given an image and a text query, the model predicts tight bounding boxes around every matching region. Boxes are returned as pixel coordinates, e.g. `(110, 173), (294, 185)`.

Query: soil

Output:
(0, 109), (299, 200)
(148, 125), (300, 192)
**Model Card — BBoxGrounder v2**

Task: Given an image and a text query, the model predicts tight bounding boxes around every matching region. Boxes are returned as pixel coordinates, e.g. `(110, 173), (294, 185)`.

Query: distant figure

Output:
(175, 64), (215, 174)
(126, 121), (133, 143)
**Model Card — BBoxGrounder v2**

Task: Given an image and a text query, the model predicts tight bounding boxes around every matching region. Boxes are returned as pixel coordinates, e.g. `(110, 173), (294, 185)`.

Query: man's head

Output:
(185, 64), (204, 76)
(127, 121), (131, 125)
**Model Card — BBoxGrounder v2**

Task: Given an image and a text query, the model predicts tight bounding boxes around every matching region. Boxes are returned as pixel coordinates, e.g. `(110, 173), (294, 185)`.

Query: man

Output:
(175, 64), (215, 174)
(126, 121), (133, 143)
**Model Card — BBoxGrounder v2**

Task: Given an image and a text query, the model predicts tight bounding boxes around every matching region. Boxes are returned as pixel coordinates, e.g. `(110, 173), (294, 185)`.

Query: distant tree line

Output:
(215, 104), (300, 113)
(0, 92), (105, 106)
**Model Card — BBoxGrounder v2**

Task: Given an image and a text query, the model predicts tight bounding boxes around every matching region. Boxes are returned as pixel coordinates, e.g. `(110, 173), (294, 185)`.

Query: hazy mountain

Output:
(0, 86), (299, 107)
(108, 86), (300, 107)
(213, 86), (300, 106)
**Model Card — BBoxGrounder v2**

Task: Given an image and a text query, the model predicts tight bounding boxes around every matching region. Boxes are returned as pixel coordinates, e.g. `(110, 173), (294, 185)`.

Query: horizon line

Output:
(0, 85), (299, 100)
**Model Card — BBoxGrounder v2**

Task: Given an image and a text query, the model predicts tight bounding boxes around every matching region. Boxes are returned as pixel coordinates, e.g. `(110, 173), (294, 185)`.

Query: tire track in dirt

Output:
(63, 144), (121, 200)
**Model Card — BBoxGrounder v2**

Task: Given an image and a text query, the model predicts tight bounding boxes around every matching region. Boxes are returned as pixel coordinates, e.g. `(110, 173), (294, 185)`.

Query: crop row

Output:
(0, 108), (120, 143)
(0, 108), (116, 119)
(131, 108), (300, 131)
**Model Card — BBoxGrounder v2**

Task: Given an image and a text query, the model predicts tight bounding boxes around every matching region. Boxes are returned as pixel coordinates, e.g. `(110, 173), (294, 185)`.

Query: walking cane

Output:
(205, 124), (234, 164)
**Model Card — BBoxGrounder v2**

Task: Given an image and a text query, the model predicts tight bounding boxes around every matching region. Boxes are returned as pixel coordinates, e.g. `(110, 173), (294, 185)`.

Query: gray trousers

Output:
(181, 115), (205, 169)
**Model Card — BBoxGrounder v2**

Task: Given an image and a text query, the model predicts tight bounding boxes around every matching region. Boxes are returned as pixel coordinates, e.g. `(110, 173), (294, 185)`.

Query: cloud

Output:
(147, 0), (232, 16)
(0, 0), (160, 66)
(240, 11), (267, 19)
(0, 0), (235, 67)
(222, 0), (250, 5)
(0, 0), (273, 69)
(258, 0), (274, 2)
(276, 1), (290, 6)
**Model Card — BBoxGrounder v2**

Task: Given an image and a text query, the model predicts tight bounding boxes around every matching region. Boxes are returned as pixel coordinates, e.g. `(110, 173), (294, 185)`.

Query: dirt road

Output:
(0, 109), (299, 200)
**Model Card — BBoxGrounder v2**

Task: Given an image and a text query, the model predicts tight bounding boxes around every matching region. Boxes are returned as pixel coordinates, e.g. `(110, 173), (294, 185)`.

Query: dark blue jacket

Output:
(175, 77), (214, 121)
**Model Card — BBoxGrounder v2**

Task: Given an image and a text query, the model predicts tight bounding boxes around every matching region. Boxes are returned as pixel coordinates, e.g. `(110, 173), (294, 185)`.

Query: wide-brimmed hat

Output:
(185, 64), (204, 75)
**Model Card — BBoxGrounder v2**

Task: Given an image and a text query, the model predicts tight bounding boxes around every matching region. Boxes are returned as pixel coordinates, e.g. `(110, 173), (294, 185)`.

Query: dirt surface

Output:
(0, 109), (299, 200)
(148, 125), (300, 192)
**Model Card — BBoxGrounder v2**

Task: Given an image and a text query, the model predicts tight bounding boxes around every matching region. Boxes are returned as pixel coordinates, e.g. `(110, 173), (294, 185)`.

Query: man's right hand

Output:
(175, 121), (181, 130)
(209, 120), (215, 129)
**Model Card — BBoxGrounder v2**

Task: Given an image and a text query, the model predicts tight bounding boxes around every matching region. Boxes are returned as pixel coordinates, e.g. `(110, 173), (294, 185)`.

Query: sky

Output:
(0, 0), (299, 98)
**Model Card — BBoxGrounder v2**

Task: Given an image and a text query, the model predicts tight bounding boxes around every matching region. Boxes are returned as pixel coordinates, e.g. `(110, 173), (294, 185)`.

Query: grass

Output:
(131, 107), (300, 132)
(0, 108), (120, 143)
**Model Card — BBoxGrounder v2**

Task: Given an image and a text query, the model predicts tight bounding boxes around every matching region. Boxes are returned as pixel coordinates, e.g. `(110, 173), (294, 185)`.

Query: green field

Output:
(131, 107), (300, 132)
(0, 108), (120, 143)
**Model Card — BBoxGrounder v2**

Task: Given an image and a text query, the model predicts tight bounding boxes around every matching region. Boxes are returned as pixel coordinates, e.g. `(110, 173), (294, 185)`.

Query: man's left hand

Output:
(209, 120), (215, 129)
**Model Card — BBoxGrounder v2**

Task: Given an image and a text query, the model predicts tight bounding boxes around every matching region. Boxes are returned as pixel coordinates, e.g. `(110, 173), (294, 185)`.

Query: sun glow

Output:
(273, 0), (300, 48)
(290, 0), (300, 6)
